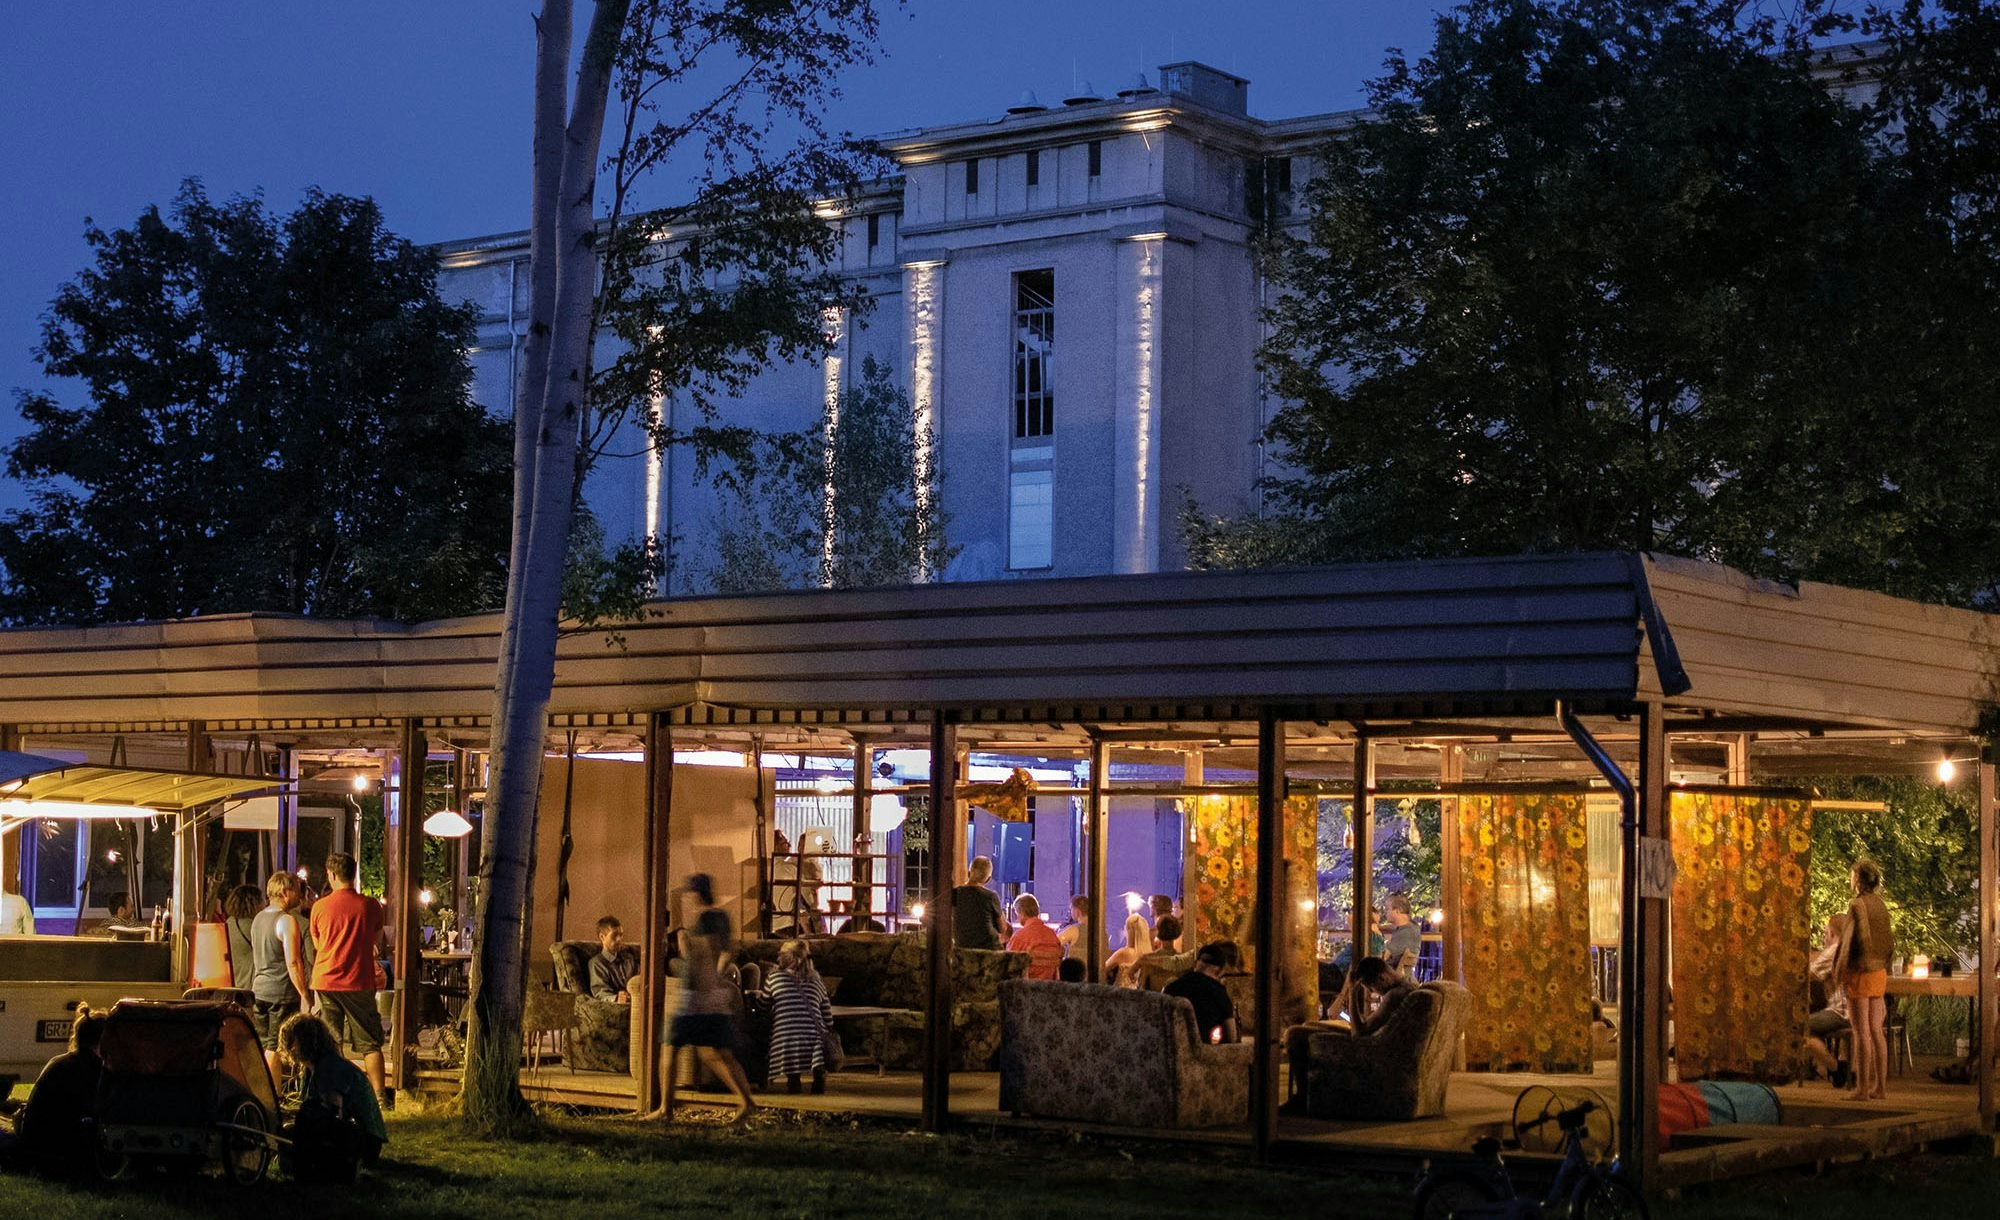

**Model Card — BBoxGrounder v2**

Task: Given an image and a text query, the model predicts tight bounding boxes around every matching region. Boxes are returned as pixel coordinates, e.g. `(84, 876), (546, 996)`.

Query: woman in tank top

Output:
(1840, 857), (1894, 1101)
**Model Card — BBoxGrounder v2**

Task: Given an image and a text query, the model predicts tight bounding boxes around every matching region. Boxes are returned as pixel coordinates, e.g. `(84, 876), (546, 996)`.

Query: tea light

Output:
(1910, 954), (1931, 979)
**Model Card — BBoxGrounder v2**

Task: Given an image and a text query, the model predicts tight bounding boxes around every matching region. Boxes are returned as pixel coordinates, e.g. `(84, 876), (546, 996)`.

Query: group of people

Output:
(951, 856), (1188, 985)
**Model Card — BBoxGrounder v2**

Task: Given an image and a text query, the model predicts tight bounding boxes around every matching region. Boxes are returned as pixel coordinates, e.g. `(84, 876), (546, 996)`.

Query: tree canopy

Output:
(1, 182), (511, 625)
(1190, 0), (2000, 610)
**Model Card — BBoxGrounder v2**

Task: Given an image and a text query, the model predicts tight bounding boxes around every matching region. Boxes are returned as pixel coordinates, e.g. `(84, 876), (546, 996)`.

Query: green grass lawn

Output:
(0, 1104), (1993, 1219)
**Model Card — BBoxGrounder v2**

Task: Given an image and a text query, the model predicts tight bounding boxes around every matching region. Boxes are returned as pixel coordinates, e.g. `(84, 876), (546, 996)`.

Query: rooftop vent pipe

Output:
(1116, 72), (1156, 99)
(1005, 90), (1047, 116)
(1062, 81), (1101, 106)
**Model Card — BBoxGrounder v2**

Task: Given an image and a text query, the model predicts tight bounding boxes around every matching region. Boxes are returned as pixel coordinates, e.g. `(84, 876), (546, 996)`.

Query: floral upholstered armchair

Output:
(998, 978), (1251, 1128)
(1300, 980), (1470, 1120)
(549, 941), (644, 1076)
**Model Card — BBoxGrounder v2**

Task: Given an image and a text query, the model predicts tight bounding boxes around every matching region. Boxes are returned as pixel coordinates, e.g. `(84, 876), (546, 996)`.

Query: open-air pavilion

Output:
(0, 550), (1994, 1191)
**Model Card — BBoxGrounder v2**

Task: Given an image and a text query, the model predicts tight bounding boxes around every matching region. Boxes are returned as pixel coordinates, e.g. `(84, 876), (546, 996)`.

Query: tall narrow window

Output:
(1009, 269), (1056, 569)
(867, 212), (881, 249)
(1087, 140), (1102, 177)
(1025, 149), (1040, 188)
(965, 159), (980, 195)
(1012, 269), (1055, 440)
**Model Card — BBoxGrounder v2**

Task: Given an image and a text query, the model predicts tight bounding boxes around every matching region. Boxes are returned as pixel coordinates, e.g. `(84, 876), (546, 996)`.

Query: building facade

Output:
(435, 62), (1349, 590)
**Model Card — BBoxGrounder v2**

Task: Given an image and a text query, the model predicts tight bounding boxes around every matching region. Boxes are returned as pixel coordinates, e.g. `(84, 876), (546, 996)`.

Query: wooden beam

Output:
(1351, 736), (1375, 969)
(922, 713), (959, 1130)
(639, 714), (673, 1114)
(1439, 744), (1464, 985)
(1979, 751), (1996, 1133)
(852, 737), (874, 920)
(1086, 736), (1108, 984)
(390, 719), (426, 1093)
(1251, 710), (1285, 1161)
(0, 726), (17, 898)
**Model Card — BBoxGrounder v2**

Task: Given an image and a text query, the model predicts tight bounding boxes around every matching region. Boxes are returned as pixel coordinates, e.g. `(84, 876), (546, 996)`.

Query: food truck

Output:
(0, 750), (275, 1077)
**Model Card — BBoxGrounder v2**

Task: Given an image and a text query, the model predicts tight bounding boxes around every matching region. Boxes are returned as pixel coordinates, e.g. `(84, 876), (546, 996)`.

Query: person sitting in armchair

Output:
(1349, 956), (1416, 1037)
(589, 915), (635, 1003)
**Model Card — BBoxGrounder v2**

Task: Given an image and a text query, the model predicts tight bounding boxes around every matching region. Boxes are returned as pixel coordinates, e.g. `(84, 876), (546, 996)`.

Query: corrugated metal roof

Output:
(0, 551), (1989, 733)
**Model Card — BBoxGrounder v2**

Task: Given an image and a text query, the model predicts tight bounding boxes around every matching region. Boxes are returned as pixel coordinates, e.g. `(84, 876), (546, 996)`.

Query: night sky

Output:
(0, 1), (1449, 511)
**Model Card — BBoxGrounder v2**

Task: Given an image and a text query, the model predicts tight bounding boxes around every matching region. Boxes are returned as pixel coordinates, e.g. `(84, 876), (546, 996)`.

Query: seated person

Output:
(1806, 914), (1852, 1086)
(1056, 958), (1087, 983)
(9, 1006), (109, 1178)
(1380, 895), (1422, 974)
(1006, 894), (1064, 981)
(1057, 894), (1094, 963)
(277, 1013), (387, 1181)
(1149, 894), (1182, 952)
(1165, 941), (1241, 1044)
(89, 891), (138, 935)
(589, 914), (635, 1003)
(1348, 956), (1416, 1037)
(1104, 914), (1154, 987)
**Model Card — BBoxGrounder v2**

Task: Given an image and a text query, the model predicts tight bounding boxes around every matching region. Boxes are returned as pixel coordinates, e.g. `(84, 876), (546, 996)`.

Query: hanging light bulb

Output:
(1936, 757), (1958, 784)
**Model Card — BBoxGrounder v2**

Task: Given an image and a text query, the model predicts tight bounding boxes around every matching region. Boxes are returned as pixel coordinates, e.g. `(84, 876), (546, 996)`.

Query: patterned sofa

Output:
(1298, 980), (1470, 1120)
(736, 932), (1025, 1071)
(550, 942), (645, 1076)
(998, 979), (1253, 1128)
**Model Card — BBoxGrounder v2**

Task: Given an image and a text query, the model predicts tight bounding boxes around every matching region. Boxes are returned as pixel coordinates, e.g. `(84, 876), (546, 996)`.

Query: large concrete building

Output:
(435, 62), (1347, 590)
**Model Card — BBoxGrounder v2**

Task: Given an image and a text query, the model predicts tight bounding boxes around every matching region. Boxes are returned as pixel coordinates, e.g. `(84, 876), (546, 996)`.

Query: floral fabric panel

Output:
(1458, 792), (1594, 1072)
(1183, 795), (1318, 1016)
(1669, 791), (1812, 1083)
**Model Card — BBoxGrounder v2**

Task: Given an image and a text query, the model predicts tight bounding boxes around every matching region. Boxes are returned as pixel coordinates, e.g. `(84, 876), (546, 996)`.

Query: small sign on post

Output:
(1638, 836), (1677, 899)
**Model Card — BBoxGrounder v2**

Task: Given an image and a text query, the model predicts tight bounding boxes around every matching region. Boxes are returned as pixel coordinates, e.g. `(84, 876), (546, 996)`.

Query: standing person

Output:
(1165, 941), (1241, 1044)
(252, 871), (314, 1077)
(1841, 858), (1894, 1101)
(1149, 894), (1181, 952)
(223, 884), (263, 990)
(653, 874), (756, 1125)
(0, 873), (31, 935)
(951, 856), (1005, 950)
(1380, 895), (1422, 974)
(1057, 894), (1095, 966)
(765, 939), (835, 1095)
(308, 852), (388, 1110)
(1007, 893), (1064, 980)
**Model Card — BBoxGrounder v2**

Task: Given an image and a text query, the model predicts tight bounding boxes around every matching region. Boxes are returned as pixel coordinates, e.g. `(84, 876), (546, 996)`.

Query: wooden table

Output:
(1884, 974), (1975, 998)
(829, 1005), (903, 1076)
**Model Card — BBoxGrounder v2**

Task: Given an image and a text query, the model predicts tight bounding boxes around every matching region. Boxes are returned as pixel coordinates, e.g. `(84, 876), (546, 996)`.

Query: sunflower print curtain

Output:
(1669, 791), (1812, 1083)
(1458, 792), (1594, 1072)
(1183, 795), (1317, 1010)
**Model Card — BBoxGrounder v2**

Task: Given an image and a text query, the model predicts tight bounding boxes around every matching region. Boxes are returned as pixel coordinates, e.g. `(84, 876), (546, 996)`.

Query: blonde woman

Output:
(1841, 858), (1893, 1101)
(1103, 914), (1153, 987)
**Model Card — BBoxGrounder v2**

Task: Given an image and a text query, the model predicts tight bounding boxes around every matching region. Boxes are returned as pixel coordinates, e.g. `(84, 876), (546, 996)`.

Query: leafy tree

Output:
(1, 182), (510, 624)
(693, 356), (956, 593)
(1807, 775), (1980, 964)
(1193, 0), (2000, 610)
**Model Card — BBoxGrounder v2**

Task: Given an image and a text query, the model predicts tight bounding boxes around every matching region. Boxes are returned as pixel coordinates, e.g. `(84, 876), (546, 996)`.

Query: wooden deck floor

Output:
(414, 1055), (1988, 1187)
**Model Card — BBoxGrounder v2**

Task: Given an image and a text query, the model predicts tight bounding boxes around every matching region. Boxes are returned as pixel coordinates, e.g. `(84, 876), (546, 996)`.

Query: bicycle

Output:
(1411, 1100), (1649, 1219)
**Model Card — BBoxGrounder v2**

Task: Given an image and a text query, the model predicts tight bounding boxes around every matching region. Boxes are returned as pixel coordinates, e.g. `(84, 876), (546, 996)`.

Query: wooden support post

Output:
(0, 726), (18, 901)
(923, 712), (959, 1131)
(1086, 736), (1109, 984)
(852, 737), (874, 920)
(390, 719), (426, 1093)
(639, 714), (673, 1113)
(277, 745), (297, 874)
(1351, 735), (1374, 968)
(1439, 744), (1465, 984)
(1624, 701), (1669, 1187)
(1978, 751), (1995, 1133)
(1252, 710), (1286, 1161)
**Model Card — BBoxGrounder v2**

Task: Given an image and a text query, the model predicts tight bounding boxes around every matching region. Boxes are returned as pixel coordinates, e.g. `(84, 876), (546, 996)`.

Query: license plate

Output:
(36, 1019), (70, 1042)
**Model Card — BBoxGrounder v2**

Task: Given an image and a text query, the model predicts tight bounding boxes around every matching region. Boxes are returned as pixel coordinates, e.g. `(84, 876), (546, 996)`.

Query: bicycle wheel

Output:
(1412, 1168), (1509, 1220)
(1571, 1169), (1649, 1220)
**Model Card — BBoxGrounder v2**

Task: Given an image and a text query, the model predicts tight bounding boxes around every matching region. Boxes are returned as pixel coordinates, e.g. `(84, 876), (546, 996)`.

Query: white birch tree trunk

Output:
(461, 0), (630, 1130)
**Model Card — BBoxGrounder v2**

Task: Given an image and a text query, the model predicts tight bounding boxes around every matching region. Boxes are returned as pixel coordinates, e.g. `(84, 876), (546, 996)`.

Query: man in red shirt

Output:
(309, 851), (387, 1105)
(1006, 893), (1064, 981)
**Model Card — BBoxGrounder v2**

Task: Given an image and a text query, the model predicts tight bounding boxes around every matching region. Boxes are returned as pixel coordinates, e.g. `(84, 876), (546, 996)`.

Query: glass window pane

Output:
(1009, 469), (1054, 569)
(32, 820), (79, 909)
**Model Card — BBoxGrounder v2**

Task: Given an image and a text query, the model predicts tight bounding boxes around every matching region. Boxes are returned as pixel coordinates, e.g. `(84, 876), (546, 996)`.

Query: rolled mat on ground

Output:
(1658, 1081), (1782, 1140)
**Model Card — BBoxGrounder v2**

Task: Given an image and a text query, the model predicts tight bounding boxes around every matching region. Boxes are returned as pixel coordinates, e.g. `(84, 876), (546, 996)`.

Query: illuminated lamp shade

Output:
(189, 921), (232, 989)
(424, 808), (474, 838)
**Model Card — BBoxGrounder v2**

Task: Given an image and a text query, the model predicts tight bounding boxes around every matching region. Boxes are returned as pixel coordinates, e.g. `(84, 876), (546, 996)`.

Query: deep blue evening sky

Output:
(0, 2), (1448, 510)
